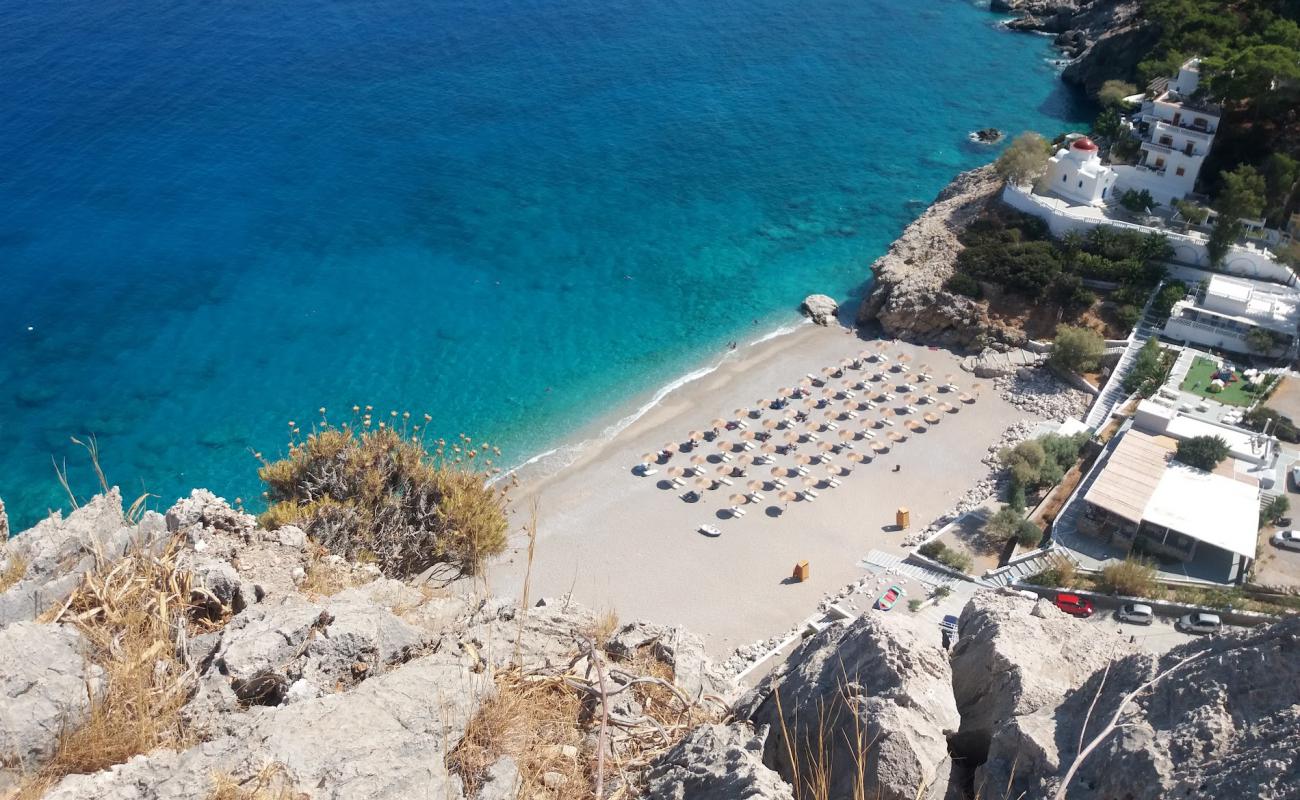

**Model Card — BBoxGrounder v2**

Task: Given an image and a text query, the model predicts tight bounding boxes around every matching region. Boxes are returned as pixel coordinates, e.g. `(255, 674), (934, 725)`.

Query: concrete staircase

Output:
(860, 549), (959, 590)
(1084, 295), (1164, 429)
(980, 547), (1077, 587)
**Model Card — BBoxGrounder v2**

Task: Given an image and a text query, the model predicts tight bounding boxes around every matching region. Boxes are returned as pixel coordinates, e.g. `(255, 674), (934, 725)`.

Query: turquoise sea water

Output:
(0, 0), (1088, 530)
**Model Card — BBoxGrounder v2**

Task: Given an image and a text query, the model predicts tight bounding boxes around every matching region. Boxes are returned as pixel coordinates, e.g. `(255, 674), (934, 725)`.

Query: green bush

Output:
(258, 422), (508, 577)
(994, 132), (1051, 185)
(945, 272), (983, 299)
(1151, 281), (1188, 318)
(917, 540), (973, 573)
(1050, 325), (1105, 373)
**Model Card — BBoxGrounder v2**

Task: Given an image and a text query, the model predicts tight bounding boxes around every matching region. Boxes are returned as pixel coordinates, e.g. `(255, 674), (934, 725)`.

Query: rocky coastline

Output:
(3, 491), (1297, 799)
(856, 165), (1022, 350)
(992, 0), (1157, 95)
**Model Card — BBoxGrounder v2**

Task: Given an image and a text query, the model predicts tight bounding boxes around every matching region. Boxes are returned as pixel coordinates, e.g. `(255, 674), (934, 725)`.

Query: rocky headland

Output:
(2, 489), (1297, 799)
(856, 165), (1022, 350)
(992, 0), (1158, 96)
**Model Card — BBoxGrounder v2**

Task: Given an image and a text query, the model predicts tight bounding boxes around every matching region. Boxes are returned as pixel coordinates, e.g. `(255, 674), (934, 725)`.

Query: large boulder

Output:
(0, 496), (8, 539)
(42, 650), (485, 800)
(949, 591), (1140, 795)
(0, 622), (100, 791)
(739, 613), (959, 800)
(1040, 616), (1300, 800)
(212, 591), (426, 700)
(165, 489), (255, 542)
(644, 723), (795, 800)
(800, 294), (840, 326)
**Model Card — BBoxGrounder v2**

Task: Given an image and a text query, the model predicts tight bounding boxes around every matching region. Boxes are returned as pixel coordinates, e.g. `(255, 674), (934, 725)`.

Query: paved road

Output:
(1077, 607), (1241, 655)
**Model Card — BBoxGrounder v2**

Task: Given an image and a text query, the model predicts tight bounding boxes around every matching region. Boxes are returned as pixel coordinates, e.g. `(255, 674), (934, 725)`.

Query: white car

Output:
(1272, 530), (1300, 552)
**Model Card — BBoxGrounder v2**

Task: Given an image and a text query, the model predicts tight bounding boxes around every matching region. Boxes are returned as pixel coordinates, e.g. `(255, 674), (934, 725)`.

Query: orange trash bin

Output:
(792, 561), (810, 582)
(896, 507), (910, 529)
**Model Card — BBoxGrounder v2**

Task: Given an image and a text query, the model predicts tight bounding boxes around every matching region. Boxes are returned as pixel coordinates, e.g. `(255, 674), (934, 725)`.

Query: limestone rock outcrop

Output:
(644, 723), (795, 800)
(739, 613), (959, 800)
(856, 167), (1010, 349)
(949, 591), (1141, 793)
(0, 496), (8, 539)
(800, 294), (840, 326)
(0, 623), (100, 792)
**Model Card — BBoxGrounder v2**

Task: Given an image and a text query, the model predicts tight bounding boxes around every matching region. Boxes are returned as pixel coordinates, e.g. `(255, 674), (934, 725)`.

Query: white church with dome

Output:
(1043, 136), (1117, 206)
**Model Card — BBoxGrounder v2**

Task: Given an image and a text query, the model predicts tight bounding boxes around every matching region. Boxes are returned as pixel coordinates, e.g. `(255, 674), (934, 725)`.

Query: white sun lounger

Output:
(729, 506), (747, 518)
(699, 524), (721, 537)
(641, 467), (658, 476)
(718, 477), (734, 486)
(807, 432), (820, 441)
(827, 477), (842, 488)
(826, 421), (839, 430)
(795, 466), (810, 476)
(862, 431), (875, 439)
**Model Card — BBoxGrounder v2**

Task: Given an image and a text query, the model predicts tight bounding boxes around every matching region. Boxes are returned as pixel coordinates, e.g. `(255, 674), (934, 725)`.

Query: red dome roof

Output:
(1071, 137), (1099, 151)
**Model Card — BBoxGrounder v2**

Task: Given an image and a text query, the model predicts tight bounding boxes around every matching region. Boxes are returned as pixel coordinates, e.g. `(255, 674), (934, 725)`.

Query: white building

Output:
(1079, 407), (1266, 581)
(1113, 58), (1221, 206)
(1042, 136), (1118, 206)
(1162, 274), (1300, 356)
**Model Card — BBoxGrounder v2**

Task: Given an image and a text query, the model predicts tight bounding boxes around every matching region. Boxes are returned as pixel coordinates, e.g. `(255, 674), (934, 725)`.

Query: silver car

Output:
(1271, 530), (1300, 552)
(1177, 611), (1221, 635)
(1117, 602), (1154, 625)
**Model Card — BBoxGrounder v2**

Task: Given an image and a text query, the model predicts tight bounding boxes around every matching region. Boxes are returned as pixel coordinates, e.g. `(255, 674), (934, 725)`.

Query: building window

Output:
(1078, 180), (1084, 188)
(1102, 187), (1107, 198)
(1156, 158), (1166, 168)
(1159, 135), (1173, 146)
(1062, 174), (1067, 183)
(1176, 167), (1185, 176)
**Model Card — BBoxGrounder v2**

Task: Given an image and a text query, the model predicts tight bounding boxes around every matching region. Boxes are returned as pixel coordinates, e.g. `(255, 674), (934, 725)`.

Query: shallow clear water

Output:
(0, 0), (1087, 529)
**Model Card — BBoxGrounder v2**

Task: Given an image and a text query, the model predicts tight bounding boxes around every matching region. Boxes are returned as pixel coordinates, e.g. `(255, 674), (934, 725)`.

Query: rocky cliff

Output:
(2, 493), (1297, 799)
(993, 0), (1157, 97)
(856, 166), (1012, 349)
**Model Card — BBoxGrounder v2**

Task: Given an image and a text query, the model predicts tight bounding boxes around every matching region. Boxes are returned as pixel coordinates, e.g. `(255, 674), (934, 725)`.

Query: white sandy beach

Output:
(488, 321), (1039, 657)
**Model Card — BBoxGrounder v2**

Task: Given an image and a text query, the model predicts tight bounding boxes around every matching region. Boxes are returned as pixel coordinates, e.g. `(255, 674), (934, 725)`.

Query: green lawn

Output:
(1179, 357), (1263, 407)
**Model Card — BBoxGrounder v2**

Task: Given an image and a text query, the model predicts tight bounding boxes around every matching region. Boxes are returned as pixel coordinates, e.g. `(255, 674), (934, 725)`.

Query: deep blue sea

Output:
(0, 0), (1087, 530)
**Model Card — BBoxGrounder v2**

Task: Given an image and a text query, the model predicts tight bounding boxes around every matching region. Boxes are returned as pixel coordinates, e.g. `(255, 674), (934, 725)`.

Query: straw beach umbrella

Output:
(711, 417), (728, 432)
(667, 466), (684, 479)
(662, 442), (678, 455)
(924, 412), (941, 425)
(887, 430), (905, 442)
(688, 430), (704, 443)
(779, 489), (798, 509)
(641, 452), (657, 467)
(770, 466), (789, 480)
(839, 429), (857, 445)
(694, 477), (713, 492)
(748, 479), (765, 494)
(730, 493), (750, 508)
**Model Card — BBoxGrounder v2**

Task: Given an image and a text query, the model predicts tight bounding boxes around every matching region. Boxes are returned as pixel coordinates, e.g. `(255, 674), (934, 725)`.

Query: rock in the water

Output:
(0, 496), (8, 540)
(739, 613), (959, 800)
(800, 294), (840, 326)
(645, 723), (795, 800)
(0, 623), (100, 790)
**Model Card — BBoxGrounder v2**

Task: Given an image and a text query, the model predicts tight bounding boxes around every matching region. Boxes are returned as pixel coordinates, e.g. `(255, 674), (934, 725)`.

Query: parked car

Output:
(1177, 611), (1222, 635)
(1054, 593), (1094, 618)
(1116, 602), (1155, 625)
(1271, 530), (1300, 552)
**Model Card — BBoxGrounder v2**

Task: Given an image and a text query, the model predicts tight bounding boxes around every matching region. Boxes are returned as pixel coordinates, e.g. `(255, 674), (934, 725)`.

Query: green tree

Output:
(1246, 327), (1280, 354)
(1097, 79), (1139, 108)
(1151, 281), (1188, 318)
(1123, 337), (1169, 397)
(1175, 435), (1230, 471)
(1120, 189), (1158, 214)
(1212, 45), (1300, 115)
(1093, 107), (1123, 140)
(986, 506), (1042, 548)
(1173, 199), (1210, 226)
(1216, 164), (1267, 220)
(1208, 164), (1266, 265)
(994, 132), (1051, 185)
(1050, 325), (1105, 373)
(1262, 153), (1299, 224)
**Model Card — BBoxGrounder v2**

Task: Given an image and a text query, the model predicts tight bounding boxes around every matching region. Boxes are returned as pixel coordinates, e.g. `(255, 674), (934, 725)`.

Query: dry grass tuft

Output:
(447, 669), (592, 799)
(16, 537), (213, 800)
(207, 763), (304, 800)
(0, 551), (28, 593)
(296, 545), (364, 599)
(586, 609), (620, 648)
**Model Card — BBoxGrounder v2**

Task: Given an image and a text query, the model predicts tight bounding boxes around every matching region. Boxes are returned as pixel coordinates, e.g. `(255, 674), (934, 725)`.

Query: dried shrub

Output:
(17, 537), (212, 799)
(0, 551), (27, 593)
(1098, 557), (1158, 597)
(258, 420), (508, 578)
(207, 763), (304, 800)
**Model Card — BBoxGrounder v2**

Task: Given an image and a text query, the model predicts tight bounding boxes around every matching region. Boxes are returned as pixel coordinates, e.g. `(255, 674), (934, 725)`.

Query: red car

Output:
(1054, 593), (1094, 618)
